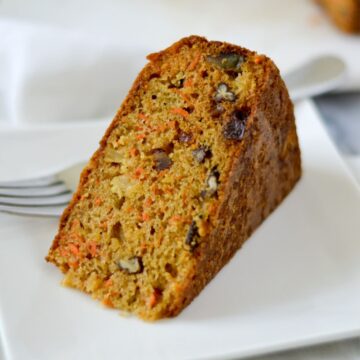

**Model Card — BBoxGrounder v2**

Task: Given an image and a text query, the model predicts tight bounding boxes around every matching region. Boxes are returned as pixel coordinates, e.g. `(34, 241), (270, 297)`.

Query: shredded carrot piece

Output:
(134, 167), (144, 179)
(143, 197), (153, 208)
(68, 243), (80, 256)
(125, 206), (134, 213)
(164, 186), (174, 194)
(142, 212), (150, 221)
(104, 279), (113, 288)
(102, 297), (114, 308)
(69, 261), (79, 269)
(71, 219), (80, 229)
(254, 55), (265, 64)
(138, 113), (149, 122)
(148, 293), (158, 308)
(94, 197), (102, 206)
(187, 53), (202, 71)
(59, 248), (69, 257)
(170, 215), (184, 223)
(154, 124), (168, 133)
(69, 232), (85, 244)
(183, 79), (193, 87)
(170, 108), (189, 118)
(171, 88), (192, 105)
(136, 133), (146, 140)
(129, 147), (138, 157)
(87, 241), (98, 257)
(151, 184), (162, 196)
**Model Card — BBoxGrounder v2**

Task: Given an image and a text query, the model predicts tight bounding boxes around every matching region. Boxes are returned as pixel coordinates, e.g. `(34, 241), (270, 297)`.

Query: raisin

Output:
(152, 149), (172, 171)
(192, 146), (212, 163)
(185, 221), (199, 250)
(206, 53), (245, 71)
(117, 256), (143, 274)
(214, 83), (236, 102)
(223, 108), (250, 141)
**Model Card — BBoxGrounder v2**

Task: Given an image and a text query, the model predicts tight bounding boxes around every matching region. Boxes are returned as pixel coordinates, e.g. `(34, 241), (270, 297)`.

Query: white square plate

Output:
(0, 100), (359, 360)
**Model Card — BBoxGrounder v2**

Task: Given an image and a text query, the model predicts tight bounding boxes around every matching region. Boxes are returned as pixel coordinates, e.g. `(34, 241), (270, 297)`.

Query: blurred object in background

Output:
(315, 92), (360, 183)
(316, 0), (360, 33)
(315, 92), (360, 155)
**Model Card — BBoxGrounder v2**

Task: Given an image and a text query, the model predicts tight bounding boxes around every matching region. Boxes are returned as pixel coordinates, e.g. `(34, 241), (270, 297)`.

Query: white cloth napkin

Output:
(0, 19), (146, 125)
(2, 0), (360, 126)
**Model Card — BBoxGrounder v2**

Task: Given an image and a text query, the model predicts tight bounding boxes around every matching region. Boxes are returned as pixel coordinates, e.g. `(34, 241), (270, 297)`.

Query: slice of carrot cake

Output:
(46, 36), (301, 320)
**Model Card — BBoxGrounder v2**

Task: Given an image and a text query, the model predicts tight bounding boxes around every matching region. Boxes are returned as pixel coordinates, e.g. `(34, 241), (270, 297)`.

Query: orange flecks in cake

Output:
(138, 113), (150, 122)
(183, 78), (193, 88)
(125, 206), (134, 214)
(187, 52), (202, 71)
(133, 167), (144, 179)
(68, 243), (80, 256)
(171, 88), (192, 105)
(80, 193), (90, 201)
(104, 279), (113, 288)
(170, 108), (189, 118)
(136, 133), (147, 140)
(87, 241), (98, 257)
(69, 261), (79, 269)
(155, 124), (168, 133)
(254, 55), (265, 64)
(150, 184), (162, 196)
(71, 219), (80, 230)
(59, 248), (70, 258)
(129, 147), (139, 157)
(164, 186), (174, 195)
(102, 296), (114, 308)
(143, 197), (154, 208)
(148, 293), (158, 308)
(94, 197), (103, 206)
(141, 212), (150, 222)
(69, 232), (85, 244)
(169, 215), (184, 223)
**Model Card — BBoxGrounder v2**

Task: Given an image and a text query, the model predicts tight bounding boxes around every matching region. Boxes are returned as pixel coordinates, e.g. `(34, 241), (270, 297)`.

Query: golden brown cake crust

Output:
(47, 36), (301, 320)
(150, 38), (301, 317)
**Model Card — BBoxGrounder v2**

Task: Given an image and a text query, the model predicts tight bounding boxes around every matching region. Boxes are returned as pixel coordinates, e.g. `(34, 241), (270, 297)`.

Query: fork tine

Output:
(0, 175), (58, 188)
(0, 204), (66, 217)
(0, 192), (73, 206)
(0, 182), (69, 197)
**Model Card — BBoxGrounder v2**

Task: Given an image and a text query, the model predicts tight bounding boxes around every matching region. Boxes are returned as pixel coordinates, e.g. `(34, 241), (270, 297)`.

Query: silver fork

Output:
(0, 162), (86, 217)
